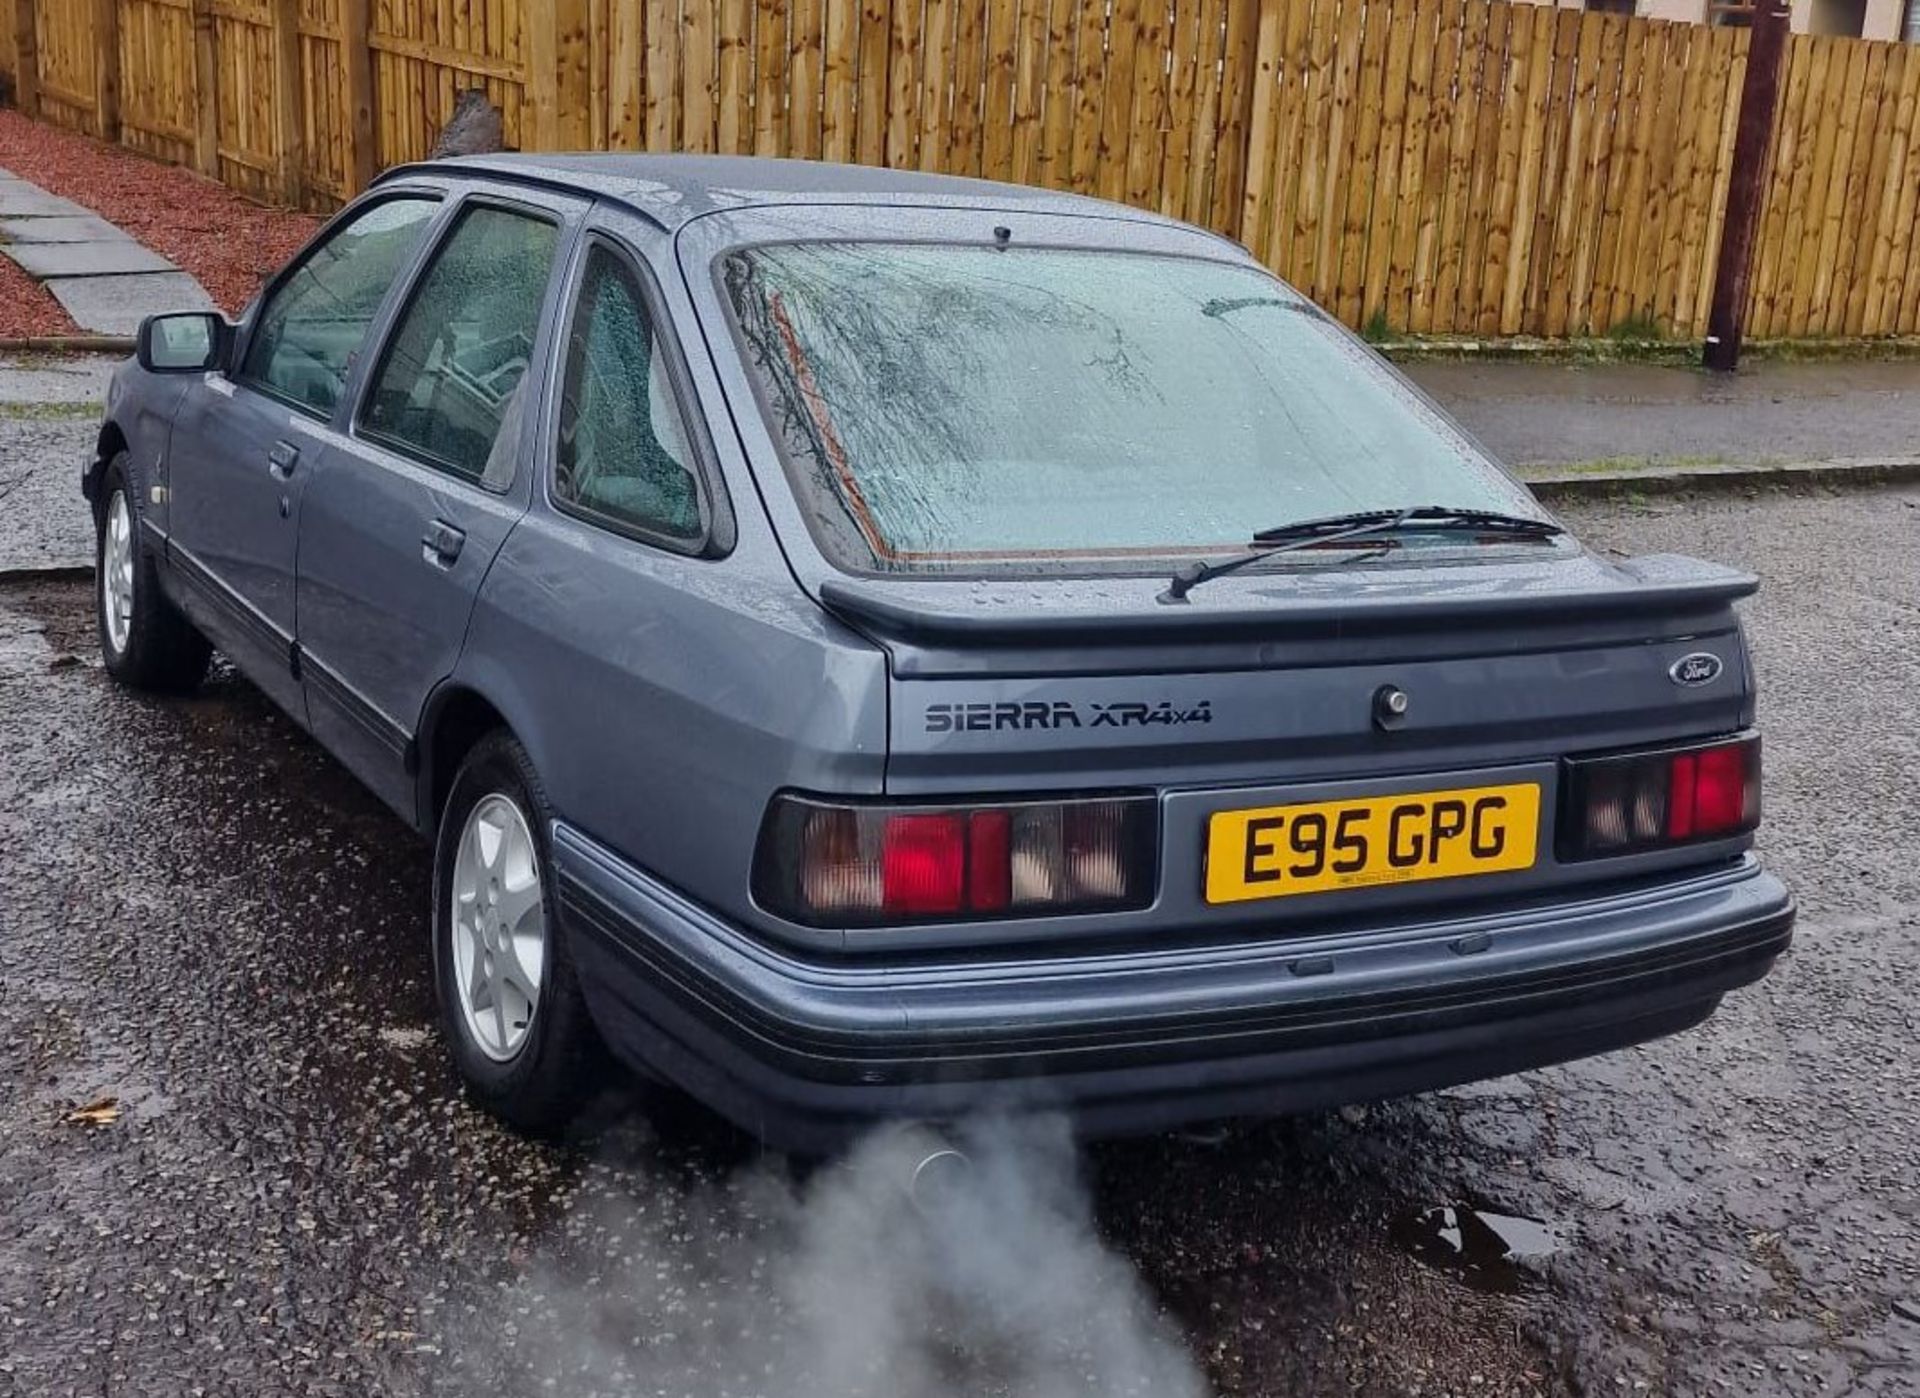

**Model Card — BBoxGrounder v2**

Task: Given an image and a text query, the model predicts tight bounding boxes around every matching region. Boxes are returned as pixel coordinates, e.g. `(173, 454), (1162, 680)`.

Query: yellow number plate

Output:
(1204, 782), (1541, 905)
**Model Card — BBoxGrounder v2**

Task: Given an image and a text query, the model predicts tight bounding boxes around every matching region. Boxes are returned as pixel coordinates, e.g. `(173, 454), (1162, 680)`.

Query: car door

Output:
(294, 190), (583, 818)
(166, 193), (443, 720)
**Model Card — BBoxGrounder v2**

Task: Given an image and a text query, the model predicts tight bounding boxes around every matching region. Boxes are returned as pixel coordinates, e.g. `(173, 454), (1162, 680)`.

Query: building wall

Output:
(1521, 0), (1911, 40)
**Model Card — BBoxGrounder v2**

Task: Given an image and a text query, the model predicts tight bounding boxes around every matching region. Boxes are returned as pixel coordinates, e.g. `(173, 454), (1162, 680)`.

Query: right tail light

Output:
(1560, 735), (1761, 861)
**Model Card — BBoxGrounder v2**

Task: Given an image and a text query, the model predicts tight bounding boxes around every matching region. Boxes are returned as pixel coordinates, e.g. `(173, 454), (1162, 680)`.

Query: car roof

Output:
(378, 151), (1198, 235)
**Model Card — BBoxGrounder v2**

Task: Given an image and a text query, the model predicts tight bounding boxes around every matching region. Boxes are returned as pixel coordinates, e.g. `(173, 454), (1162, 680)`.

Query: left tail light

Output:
(753, 794), (1158, 927)
(1560, 735), (1761, 861)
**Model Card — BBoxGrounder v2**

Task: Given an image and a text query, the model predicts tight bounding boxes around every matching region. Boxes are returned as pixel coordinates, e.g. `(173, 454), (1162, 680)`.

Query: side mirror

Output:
(136, 312), (231, 373)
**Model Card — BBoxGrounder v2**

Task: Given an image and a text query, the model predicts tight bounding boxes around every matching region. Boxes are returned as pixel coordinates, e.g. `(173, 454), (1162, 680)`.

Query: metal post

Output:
(1704, 1), (1791, 372)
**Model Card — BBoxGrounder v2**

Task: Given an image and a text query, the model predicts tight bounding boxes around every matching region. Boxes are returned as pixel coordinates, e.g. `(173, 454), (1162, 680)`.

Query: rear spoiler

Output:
(817, 559), (1759, 648)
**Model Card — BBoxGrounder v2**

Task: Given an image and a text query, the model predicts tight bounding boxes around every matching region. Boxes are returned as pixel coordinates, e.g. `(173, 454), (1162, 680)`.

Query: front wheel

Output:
(432, 731), (600, 1133)
(96, 454), (211, 692)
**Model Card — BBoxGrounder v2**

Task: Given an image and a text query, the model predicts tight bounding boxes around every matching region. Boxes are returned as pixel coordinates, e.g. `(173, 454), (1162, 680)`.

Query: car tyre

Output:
(432, 730), (600, 1133)
(96, 453), (212, 693)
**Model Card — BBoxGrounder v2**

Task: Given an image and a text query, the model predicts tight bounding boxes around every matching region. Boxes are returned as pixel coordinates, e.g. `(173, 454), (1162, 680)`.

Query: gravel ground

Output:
(0, 412), (95, 571)
(0, 247), (76, 338)
(0, 353), (115, 573)
(1, 487), (1917, 1397)
(0, 110), (319, 316)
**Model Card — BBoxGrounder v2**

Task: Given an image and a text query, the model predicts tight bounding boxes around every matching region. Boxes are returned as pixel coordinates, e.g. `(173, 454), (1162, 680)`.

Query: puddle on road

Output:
(1394, 1204), (1569, 1293)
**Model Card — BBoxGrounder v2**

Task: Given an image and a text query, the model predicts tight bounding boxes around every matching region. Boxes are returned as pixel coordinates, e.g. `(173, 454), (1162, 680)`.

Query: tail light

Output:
(754, 794), (1158, 927)
(1561, 735), (1761, 861)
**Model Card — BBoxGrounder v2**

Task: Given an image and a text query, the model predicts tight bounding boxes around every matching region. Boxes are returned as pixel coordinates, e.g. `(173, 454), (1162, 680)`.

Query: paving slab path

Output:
(1404, 357), (1920, 472)
(0, 165), (213, 335)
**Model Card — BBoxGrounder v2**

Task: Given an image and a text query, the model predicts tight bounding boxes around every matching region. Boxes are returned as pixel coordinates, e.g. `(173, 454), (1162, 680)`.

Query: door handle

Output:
(421, 518), (466, 566)
(267, 439), (300, 478)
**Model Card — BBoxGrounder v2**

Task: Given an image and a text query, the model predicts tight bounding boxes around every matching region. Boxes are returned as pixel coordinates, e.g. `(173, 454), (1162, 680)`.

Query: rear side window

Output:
(553, 244), (702, 543)
(241, 196), (438, 416)
(362, 204), (559, 485)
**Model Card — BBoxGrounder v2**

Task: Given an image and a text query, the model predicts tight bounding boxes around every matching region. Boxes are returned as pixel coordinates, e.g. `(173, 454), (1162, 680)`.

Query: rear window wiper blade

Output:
(1252, 505), (1564, 544)
(1159, 505), (1562, 605)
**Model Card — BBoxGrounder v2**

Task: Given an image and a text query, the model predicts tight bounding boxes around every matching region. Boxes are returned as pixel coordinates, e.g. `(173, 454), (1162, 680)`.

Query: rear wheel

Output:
(96, 454), (211, 693)
(432, 731), (600, 1132)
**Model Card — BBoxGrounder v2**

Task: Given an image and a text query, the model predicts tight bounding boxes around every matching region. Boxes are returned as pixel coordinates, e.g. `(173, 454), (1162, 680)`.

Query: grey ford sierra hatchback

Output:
(86, 154), (1792, 1150)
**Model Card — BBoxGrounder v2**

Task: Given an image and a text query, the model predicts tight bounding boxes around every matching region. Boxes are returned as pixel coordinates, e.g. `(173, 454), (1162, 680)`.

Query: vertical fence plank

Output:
(608, 0), (643, 148)
(1544, 12), (1597, 336)
(1469, 1), (1517, 335)
(1066, 0), (1106, 192)
(1784, 39), (1840, 334)
(1208, 0), (1257, 231)
(1094, 0), (1141, 203)
(1671, 26), (1730, 337)
(1806, 38), (1867, 336)
(1033, 0), (1074, 188)
(1382, 0), (1433, 334)
(757, 0), (788, 155)
(814, 0), (852, 162)
(644, 0), (677, 150)
(1362, 0), (1413, 332)
(1520, 8), (1577, 336)
(1237, 0), (1285, 252)
(268, 0), (301, 198)
(1749, 32), (1808, 338)
(949, 0), (984, 175)
(1647, 24), (1699, 333)
(1406, 0), (1456, 333)
(854, 0), (891, 165)
(882, 0), (919, 166)
(1832, 43), (1889, 335)
(1883, 58), (1920, 332)
(919, 0), (956, 173)
(1263, 0), (1317, 273)
(188, 0), (220, 173)
(789, 0), (824, 157)
(684, 0), (718, 152)
(1451, 0), (1500, 331)
(722, 0), (752, 151)
(1864, 51), (1917, 334)
(1009, 0), (1048, 185)
(95, 0), (120, 138)
(1333, 0), (1386, 325)
(11, 0), (38, 114)
(1121, 0), (1166, 208)
(1157, 0), (1201, 218)
(1599, 18), (1652, 329)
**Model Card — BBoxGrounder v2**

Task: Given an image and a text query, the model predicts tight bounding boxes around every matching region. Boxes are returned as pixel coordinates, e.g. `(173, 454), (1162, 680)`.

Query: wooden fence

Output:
(6, 0), (1920, 340)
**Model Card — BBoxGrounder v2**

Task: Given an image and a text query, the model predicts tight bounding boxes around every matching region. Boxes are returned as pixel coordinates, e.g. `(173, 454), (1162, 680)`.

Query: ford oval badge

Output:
(1669, 652), (1723, 687)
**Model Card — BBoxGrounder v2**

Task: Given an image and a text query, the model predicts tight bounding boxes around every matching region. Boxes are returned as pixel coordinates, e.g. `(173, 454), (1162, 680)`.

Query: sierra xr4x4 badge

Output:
(925, 700), (1216, 733)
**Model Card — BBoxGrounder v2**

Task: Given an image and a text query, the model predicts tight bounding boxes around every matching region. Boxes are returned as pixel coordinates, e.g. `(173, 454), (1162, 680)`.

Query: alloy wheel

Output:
(450, 793), (548, 1062)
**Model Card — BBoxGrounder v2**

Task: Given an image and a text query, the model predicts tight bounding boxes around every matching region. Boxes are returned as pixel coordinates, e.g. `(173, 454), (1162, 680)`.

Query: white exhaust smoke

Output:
(498, 1114), (1212, 1398)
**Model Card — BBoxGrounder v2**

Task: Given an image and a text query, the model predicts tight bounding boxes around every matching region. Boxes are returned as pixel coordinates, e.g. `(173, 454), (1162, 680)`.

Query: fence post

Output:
(268, 0), (304, 205)
(10, 0), (37, 115)
(1704, 1), (1790, 371)
(188, 0), (218, 175)
(93, 0), (118, 139)
(341, 0), (374, 193)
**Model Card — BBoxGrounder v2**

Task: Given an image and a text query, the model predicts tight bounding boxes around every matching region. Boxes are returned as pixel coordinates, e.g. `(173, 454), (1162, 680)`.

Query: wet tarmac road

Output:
(3, 488), (1917, 1398)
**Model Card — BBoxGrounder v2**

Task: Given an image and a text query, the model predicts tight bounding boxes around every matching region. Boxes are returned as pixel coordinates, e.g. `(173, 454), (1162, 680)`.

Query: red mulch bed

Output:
(0, 252), (75, 338)
(0, 107), (321, 321)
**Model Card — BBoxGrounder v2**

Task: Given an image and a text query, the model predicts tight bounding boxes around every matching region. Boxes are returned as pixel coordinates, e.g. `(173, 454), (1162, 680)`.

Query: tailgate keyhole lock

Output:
(1373, 684), (1410, 731)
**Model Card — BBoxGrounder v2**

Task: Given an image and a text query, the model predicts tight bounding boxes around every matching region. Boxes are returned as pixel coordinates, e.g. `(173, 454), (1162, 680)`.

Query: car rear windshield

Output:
(722, 242), (1545, 575)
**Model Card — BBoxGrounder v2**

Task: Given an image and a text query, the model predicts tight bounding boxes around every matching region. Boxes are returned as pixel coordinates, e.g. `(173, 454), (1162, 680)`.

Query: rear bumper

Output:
(556, 823), (1793, 1153)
